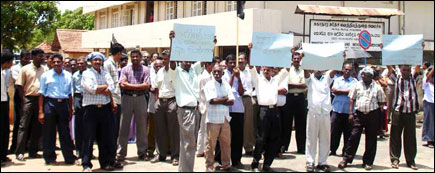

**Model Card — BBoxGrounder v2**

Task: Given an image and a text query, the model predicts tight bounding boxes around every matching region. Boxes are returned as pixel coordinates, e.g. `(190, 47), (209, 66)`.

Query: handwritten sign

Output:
(250, 32), (293, 68)
(301, 42), (345, 71)
(382, 34), (423, 65)
(310, 20), (383, 51)
(170, 23), (215, 62)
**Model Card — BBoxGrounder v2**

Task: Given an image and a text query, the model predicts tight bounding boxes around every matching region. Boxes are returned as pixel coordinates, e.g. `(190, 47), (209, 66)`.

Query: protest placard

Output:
(301, 42), (345, 71)
(250, 32), (293, 68)
(382, 34), (423, 65)
(170, 23), (215, 62)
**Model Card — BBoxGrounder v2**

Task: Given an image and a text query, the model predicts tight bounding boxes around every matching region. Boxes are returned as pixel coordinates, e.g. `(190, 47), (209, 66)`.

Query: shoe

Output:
(329, 152), (337, 156)
(297, 151), (305, 154)
(45, 161), (57, 166)
(102, 165), (115, 171)
(150, 155), (165, 163)
(391, 161), (399, 169)
(82, 167), (92, 172)
(277, 152), (286, 159)
(28, 153), (42, 159)
(232, 162), (244, 169)
(364, 164), (373, 170)
(66, 160), (81, 166)
(113, 161), (124, 169)
(317, 165), (331, 172)
(172, 159), (179, 166)
(117, 156), (126, 162)
(262, 166), (274, 172)
(407, 164), (418, 170)
(251, 168), (261, 172)
(16, 154), (25, 161)
(196, 153), (204, 157)
(338, 161), (347, 169)
(306, 163), (315, 172)
(245, 151), (254, 156)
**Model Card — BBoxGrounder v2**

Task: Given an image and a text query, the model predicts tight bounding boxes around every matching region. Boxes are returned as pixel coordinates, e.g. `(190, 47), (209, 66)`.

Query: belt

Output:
(180, 106), (197, 110)
(46, 97), (68, 103)
(159, 97), (175, 102)
(260, 105), (276, 109)
(74, 93), (82, 97)
(356, 110), (372, 115)
(289, 93), (304, 97)
(87, 103), (109, 108)
(242, 95), (252, 98)
(123, 93), (145, 97)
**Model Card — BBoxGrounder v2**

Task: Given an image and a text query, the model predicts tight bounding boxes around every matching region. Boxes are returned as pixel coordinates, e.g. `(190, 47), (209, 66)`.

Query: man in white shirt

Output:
(167, 31), (205, 172)
(422, 66), (434, 148)
(1, 50), (14, 166)
(9, 50), (31, 154)
(248, 43), (289, 172)
(203, 65), (235, 172)
(304, 69), (337, 172)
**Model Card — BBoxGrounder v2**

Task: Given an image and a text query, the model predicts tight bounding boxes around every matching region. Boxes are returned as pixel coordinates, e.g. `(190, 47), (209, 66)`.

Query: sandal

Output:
(338, 161), (347, 169)
(391, 161), (399, 169)
(364, 165), (373, 170)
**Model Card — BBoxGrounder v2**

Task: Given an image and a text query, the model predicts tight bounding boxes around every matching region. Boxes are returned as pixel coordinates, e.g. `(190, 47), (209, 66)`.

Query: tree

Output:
(55, 7), (94, 30)
(1, 1), (59, 51)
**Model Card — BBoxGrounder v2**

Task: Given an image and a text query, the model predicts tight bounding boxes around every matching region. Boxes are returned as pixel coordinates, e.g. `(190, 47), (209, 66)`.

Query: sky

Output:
(56, 1), (87, 13)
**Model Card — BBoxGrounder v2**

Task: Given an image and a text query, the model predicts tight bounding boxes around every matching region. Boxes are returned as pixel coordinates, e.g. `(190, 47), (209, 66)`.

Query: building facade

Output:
(82, 1), (434, 64)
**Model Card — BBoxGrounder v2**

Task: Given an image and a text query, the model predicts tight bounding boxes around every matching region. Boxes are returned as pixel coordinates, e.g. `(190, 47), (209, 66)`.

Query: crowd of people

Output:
(0, 31), (434, 172)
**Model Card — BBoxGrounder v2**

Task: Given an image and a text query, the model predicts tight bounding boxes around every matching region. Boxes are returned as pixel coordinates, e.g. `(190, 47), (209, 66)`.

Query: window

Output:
(111, 8), (120, 27)
(99, 11), (106, 29)
(227, 1), (237, 11)
(192, 1), (205, 17)
(123, 8), (134, 26)
(165, 1), (175, 20)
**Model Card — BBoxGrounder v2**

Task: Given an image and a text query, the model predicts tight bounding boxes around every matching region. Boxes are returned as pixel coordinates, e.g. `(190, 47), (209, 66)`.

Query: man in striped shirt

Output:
(339, 67), (386, 171)
(387, 65), (420, 170)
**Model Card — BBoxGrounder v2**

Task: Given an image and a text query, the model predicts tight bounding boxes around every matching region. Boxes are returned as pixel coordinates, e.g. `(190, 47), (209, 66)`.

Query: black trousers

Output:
(81, 104), (116, 169)
(343, 110), (379, 166)
(113, 104), (121, 151)
(283, 93), (306, 153)
(1, 101), (10, 161)
(330, 112), (352, 155)
(252, 106), (281, 168)
(74, 95), (85, 158)
(10, 89), (22, 152)
(390, 112), (417, 165)
(42, 98), (76, 163)
(15, 96), (42, 156)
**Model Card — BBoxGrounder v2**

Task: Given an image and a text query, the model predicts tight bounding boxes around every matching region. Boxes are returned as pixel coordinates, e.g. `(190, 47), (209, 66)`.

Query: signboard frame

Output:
(309, 19), (385, 51)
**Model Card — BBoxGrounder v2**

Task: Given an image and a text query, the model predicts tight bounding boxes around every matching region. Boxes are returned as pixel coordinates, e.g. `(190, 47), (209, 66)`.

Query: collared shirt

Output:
(10, 63), (23, 84)
(240, 66), (254, 96)
(223, 69), (244, 113)
(155, 68), (176, 99)
(332, 76), (357, 114)
(349, 80), (386, 113)
(168, 62), (202, 107)
(198, 70), (214, 115)
(306, 72), (333, 115)
(277, 74), (288, 107)
(104, 56), (121, 104)
(39, 69), (73, 99)
(251, 68), (289, 106)
(287, 66), (305, 94)
(148, 66), (158, 114)
(119, 64), (151, 95)
(423, 76), (434, 103)
(73, 70), (84, 94)
(204, 79), (234, 124)
(15, 63), (47, 97)
(1, 69), (10, 102)
(389, 73), (420, 113)
(81, 67), (115, 107)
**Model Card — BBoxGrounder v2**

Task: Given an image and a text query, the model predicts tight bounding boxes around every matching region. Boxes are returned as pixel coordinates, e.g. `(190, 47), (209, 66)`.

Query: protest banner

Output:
(382, 34), (423, 65)
(170, 23), (215, 62)
(301, 42), (345, 71)
(250, 32), (293, 68)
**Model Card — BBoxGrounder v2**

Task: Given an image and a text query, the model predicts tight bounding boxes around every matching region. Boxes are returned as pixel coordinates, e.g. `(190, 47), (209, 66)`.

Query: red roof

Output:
(52, 29), (93, 53)
(35, 41), (56, 53)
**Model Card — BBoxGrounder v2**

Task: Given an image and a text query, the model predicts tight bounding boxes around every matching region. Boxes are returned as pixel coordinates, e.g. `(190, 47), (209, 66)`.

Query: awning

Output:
(295, 5), (404, 18)
(82, 1), (134, 14)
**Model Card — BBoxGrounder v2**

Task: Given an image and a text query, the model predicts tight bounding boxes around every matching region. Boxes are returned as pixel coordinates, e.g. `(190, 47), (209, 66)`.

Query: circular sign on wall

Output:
(359, 30), (372, 50)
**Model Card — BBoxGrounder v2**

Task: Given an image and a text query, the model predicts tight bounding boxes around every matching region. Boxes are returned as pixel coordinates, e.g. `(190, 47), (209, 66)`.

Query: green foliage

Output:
(1, 1), (59, 51)
(56, 7), (94, 30)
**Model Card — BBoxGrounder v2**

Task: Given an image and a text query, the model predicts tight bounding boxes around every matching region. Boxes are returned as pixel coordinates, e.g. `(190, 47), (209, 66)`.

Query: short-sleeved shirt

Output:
(10, 63), (23, 84)
(204, 79), (234, 124)
(169, 62), (202, 107)
(119, 64), (151, 96)
(389, 73), (420, 113)
(81, 67), (115, 107)
(198, 70), (213, 115)
(240, 66), (254, 96)
(277, 76), (288, 107)
(423, 76), (434, 103)
(148, 66), (158, 113)
(251, 68), (289, 106)
(39, 69), (73, 99)
(287, 66), (305, 94)
(349, 80), (386, 113)
(104, 57), (121, 104)
(15, 63), (47, 97)
(155, 68), (176, 99)
(332, 76), (357, 114)
(223, 69), (245, 113)
(1, 69), (10, 102)
(306, 72), (333, 115)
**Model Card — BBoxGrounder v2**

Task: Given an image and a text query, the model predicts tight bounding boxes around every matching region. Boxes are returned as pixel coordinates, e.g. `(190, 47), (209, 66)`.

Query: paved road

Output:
(2, 122), (434, 172)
